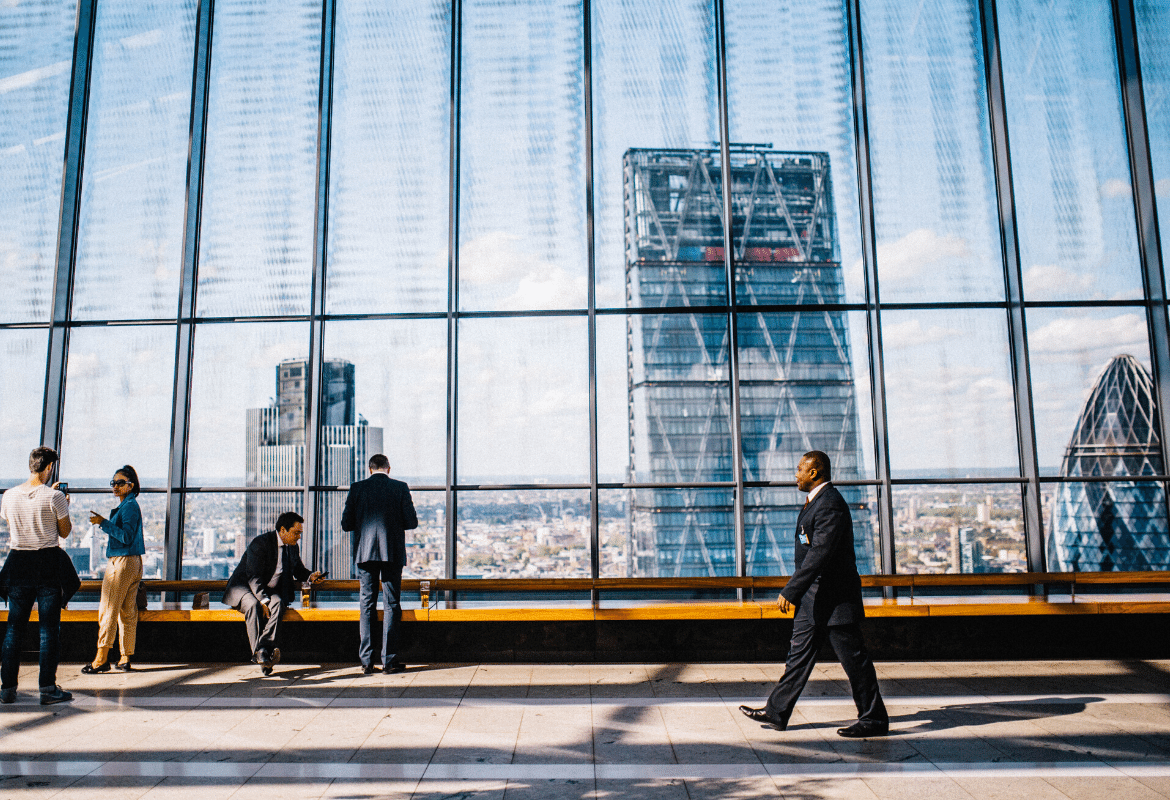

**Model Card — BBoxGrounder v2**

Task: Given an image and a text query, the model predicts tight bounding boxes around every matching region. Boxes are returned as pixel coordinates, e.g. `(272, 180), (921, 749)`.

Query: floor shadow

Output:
(886, 696), (1103, 735)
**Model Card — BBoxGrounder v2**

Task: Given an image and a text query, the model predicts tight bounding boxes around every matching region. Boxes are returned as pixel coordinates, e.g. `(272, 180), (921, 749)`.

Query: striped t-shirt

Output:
(0, 482), (70, 550)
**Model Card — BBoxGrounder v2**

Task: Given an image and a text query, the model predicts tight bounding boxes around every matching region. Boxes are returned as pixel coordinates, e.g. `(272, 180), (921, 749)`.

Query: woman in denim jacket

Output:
(81, 465), (145, 673)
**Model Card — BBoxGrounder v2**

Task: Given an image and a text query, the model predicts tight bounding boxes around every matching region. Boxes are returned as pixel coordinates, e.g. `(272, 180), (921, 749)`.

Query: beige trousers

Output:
(96, 555), (142, 655)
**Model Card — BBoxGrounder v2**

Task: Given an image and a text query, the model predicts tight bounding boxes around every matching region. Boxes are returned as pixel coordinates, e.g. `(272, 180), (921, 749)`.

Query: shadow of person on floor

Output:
(885, 696), (1103, 734)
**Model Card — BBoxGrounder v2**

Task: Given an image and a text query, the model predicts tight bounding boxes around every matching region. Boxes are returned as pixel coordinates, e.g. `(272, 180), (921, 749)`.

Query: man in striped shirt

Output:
(0, 447), (74, 705)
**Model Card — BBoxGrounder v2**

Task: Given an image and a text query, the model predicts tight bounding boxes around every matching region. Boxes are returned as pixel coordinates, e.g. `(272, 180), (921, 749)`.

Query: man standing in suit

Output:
(222, 511), (323, 675)
(341, 454), (418, 674)
(740, 450), (888, 738)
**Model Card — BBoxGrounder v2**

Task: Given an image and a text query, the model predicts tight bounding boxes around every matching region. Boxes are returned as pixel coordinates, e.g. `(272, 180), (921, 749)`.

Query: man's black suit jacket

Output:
(341, 473), (418, 567)
(221, 531), (310, 608)
(779, 483), (865, 626)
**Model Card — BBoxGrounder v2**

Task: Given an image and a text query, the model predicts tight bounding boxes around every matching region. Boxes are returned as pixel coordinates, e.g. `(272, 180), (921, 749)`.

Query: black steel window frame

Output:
(20, 0), (1168, 582)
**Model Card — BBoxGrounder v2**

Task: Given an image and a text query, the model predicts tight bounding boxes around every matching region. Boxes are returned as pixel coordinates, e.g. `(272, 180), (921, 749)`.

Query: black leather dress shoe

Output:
(739, 705), (788, 731)
(836, 720), (889, 738)
(361, 664), (378, 675)
(385, 662), (406, 674)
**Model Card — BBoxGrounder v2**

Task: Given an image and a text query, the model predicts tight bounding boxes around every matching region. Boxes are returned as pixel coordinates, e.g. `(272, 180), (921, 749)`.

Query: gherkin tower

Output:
(1048, 355), (1170, 571)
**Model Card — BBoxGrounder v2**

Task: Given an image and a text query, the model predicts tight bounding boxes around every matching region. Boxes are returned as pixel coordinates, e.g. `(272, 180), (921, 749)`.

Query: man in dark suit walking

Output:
(740, 450), (888, 738)
(222, 511), (323, 675)
(341, 454), (418, 674)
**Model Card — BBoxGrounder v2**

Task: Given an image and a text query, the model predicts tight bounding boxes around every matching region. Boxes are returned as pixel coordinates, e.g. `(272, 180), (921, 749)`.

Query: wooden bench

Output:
(2, 572), (1167, 623)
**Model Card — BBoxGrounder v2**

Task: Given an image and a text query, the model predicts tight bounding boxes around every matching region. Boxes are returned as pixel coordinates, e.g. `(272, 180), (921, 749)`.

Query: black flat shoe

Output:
(81, 662), (111, 674)
(739, 705), (788, 731)
(114, 662), (132, 671)
(836, 720), (889, 738)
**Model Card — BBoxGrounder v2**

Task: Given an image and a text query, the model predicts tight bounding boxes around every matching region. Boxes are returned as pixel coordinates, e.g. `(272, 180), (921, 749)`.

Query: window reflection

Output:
(1000, 0), (1144, 301)
(881, 309), (1019, 477)
(196, 0), (320, 317)
(591, 0), (720, 307)
(861, 0), (1005, 302)
(60, 325), (175, 485)
(894, 484), (1026, 574)
(326, 0), (450, 314)
(72, 0), (195, 320)
(459, 0), (587, 311)
(0, 0), (77, 323)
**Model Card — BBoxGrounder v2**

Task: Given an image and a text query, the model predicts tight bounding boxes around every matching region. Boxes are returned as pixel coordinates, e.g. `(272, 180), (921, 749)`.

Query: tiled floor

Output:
(1, 660), (1168, 799)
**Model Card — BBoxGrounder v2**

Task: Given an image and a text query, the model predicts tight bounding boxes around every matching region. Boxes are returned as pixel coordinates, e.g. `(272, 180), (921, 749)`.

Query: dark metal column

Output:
(713, 0), (747, 579)
(301, 0), (339, 569)
(164, 0), (215, 581)
(41, 0), (97, 452)
(979, 0), (1045, 571)
(583, 0), (600, 589)
(1112, 0), (1170, 498)
(445, 0), (463, 583)
(845, 0), (895, 577)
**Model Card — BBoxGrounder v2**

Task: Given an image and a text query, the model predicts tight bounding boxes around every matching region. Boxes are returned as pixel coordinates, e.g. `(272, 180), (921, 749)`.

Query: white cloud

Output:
(1028, 312), (1147, 354)
(881, 318), (960, 349)
(1101, 178), (1131, 199)
(1022, 263), (1096, 299)
(864, 228), (972, 282)
(460, 231), (585, 310)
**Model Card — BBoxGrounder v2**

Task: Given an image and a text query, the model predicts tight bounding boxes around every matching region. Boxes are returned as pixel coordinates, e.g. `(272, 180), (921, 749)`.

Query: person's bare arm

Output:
(57, 516), (72, 538)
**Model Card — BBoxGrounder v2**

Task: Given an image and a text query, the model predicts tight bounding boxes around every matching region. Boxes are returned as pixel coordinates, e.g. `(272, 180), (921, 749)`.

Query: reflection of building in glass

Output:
(623, 147), (873, 577)
(1049, 355), (1170, 571)
(245, 358), (382, 577)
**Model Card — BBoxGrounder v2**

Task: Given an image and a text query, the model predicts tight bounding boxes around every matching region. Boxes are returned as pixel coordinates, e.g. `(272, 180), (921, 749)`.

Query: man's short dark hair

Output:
(802, 450), (832, 482)
(368, 453), (390, 471)
(29, 446), (59, 474)
(274, 511), (304, 533)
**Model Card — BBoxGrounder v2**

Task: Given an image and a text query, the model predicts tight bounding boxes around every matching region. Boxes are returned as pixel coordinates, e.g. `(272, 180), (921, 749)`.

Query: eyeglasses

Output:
(110, 480), (132, 488)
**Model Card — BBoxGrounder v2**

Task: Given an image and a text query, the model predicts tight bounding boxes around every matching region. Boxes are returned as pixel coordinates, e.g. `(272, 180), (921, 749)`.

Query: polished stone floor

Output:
(1, 660), (1168, 799)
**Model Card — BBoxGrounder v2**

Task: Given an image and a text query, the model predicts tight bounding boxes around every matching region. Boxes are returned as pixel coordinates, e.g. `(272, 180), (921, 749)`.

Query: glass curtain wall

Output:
(2, 0), (1168, 581)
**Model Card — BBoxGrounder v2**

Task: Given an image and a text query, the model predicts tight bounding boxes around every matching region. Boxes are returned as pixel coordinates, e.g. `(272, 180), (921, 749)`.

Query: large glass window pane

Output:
(591, 0), (721, 308)
(622, 487), (734, 577)
(185, 322), (311, 492)
(1000, 0), (1144, 301)
(1044, 480), (1169, 572)
(325, 0), (450, 315)
(738, 309), (874, 483)
(1135, 0), (1170, 285)
(320, 319), (446, 486)
(0, 329), (49, 491)
(881, 309), (1019, 477)
(65, 491), (165, 580)
(457, 489), (589, 578)
(72, 0), (196, 320)
(0, 0), (77, 323)
(182, 491), (302, 578)
(1026, 306), (1154, 475)
(747, 485), (880, 577)
(894, 484), (1026, 574)
(458, 0), (587, 312)
(59, 325), (175, 486)
(196, 0), (321, 317)
(599, 312), (733, 485)
(725, 0), (865, 304)
(316, 489), (445, 580)
(457, 317), (588, 484)
(860, 0), (1005, 302)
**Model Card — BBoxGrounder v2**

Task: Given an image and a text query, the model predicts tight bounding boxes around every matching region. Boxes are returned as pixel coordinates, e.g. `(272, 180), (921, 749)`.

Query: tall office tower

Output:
(245, 358), (382, 577)
(1048, 355), (1170, 571)
(624, 147), (874, 577)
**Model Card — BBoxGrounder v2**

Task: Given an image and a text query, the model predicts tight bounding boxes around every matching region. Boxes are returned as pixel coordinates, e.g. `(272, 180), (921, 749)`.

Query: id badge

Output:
(798, 526), (810, 546)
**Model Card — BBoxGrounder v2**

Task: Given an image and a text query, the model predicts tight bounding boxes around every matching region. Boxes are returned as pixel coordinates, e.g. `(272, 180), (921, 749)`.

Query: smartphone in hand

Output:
(57, 482), (68, 493)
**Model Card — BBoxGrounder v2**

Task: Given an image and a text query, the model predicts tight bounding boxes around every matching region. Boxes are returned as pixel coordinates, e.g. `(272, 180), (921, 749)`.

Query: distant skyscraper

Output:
(1048, 355), (1170, 571)
(245, 358), (382, 577)
(624, 147), (874, 577)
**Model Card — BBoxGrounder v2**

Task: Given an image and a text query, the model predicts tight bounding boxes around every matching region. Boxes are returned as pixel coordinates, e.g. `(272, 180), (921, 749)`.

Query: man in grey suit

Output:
(341, 454), (418, 674)
(740, 450), (888, 738)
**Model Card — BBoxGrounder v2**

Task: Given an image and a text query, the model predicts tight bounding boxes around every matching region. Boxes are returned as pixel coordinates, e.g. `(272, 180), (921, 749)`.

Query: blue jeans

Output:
(358, 562), (402, 668)
(2, 585), (63, 691)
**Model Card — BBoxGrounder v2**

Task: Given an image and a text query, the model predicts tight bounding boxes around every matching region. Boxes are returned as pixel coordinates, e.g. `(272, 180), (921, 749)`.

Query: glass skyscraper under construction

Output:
(624, 147), (875, 577)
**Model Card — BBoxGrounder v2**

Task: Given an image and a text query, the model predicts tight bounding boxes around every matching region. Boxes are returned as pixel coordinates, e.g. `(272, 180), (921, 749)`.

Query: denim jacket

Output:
(99, 494), (146, 558)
